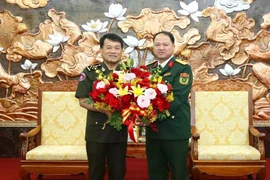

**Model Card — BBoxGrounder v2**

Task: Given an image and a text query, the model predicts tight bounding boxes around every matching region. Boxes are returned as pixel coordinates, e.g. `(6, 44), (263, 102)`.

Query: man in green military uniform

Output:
(146, 31), (193, 180)
(75, 33), (127, 180)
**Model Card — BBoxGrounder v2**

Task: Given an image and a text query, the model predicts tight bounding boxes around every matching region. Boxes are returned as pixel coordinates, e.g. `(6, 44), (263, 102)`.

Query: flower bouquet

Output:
(89, 59), (174, 142)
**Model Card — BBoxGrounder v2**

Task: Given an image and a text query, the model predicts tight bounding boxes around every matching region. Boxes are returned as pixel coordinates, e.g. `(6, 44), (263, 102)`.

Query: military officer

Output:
(146, 31), (193, 180)
(75, 33), (127, 180)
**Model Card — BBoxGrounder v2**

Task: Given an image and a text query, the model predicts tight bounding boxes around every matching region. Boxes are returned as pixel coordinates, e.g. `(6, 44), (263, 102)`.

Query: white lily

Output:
(219, 64), (241, 77)
(21, 59), (38, 73)
(123, 36), (146, 54)
(178, 1), (202, 22)
(104, 3), (127, 20)
(81, 19), (108, 33)
(47, 32), (70, 52)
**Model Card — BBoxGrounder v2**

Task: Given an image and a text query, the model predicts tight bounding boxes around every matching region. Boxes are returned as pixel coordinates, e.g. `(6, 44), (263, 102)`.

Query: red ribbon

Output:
(127, 120), (137, 143)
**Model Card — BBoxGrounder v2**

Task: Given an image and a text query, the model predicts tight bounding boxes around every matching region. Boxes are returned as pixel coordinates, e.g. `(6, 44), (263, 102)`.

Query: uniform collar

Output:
(101, 61), (121, 71)
(158, 55), (174, 68)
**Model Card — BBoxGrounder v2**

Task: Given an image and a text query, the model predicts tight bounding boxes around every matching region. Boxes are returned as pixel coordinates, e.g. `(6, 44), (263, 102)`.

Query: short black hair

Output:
(153, 31), (175, 44)
(99, 33), (124, 49)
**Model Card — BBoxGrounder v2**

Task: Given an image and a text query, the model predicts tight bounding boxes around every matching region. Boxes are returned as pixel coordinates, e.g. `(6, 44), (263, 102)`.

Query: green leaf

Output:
(121, 61), (127, 71)
(127, 58), (131, 67)
(130, 58), (134, 67)
(109, 111), (123, 131)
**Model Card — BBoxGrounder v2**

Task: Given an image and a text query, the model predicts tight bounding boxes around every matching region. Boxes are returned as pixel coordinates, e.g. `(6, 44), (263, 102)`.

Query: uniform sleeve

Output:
(168, 64), (193, 115)
(75, 69), (94, 99)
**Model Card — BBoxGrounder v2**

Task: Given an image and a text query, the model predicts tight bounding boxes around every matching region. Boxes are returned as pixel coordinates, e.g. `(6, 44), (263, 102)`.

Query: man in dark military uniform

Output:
(146, 31), (193, 180)
(75, 33), (127, 180)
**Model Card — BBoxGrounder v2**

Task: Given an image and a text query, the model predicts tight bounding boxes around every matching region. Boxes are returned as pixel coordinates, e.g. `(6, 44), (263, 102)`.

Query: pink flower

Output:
(137, 95), (151, 108)
(96, 81), (106, 89)
(109, 87), (118, 97)
(124, 73), (136, 81)
(144, 88), (157, 100)
(157, 84), (168, 94)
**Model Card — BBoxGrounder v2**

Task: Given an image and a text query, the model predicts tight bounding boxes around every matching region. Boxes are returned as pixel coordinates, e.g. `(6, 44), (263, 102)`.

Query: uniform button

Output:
(95, 122), (98, 124)
(171, 116), (175, 119)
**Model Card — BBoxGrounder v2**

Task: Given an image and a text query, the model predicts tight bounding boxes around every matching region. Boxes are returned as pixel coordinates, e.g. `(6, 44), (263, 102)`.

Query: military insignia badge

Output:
(79, 73), (86, 81)
(179, 73), (189, 85)
(86, 64), (101, 71)
(168, 61), (174, 68)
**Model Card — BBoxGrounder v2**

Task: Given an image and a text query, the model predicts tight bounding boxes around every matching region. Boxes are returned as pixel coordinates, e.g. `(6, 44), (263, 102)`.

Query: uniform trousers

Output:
(146, 138), (189, 180)
(86, 141), (127, 180)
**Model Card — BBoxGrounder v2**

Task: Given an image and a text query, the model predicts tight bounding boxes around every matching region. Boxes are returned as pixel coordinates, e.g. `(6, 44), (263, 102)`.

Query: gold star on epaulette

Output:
(176, 59), (188, 65)
(86, 64), (102, 71)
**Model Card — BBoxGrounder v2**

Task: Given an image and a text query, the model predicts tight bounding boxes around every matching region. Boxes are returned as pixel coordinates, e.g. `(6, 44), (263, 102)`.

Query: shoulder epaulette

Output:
(176, 59), (188, 65)
(146, 60), (158, 66)
(86, 63), (101, 71)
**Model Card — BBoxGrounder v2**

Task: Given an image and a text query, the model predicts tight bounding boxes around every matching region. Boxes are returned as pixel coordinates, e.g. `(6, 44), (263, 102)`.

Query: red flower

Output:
(121, 94), (132, 108)
(139, 65), (149, 71)
(112, 73), (119, 81)
(89, 90), (100, 100)
(109, 97), (120, 109)
(105, 93), (115, 104)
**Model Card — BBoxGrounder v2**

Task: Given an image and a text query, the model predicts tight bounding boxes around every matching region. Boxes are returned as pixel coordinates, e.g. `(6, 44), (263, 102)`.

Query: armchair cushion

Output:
(198, 145), (261, 160)
(26, 145), (87, 160)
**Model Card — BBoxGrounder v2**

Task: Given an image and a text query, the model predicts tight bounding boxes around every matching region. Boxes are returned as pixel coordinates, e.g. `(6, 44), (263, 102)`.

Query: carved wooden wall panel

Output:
(0, 0), (269, 127)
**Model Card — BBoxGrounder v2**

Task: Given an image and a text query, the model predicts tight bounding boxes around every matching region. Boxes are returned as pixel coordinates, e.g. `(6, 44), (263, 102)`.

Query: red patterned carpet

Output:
(0, 158), (269, 180)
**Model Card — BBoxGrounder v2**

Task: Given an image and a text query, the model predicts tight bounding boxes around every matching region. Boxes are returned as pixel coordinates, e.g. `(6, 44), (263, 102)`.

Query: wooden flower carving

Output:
(0, 11), (27, 54)
(187, 42), (225, 84)
(41, 32), (101, 79)
(232, 30), (270, 64)
(244, 30), (270, 61)
(203, 7), (259, 64)
(261, 13), (270, 29)
(173, 28), (201, 56)
(118, 7), (190, 48)
(48, 9), (82, 44)
(232, 13), (255, 40)
(202, 7), (236, 49)
(254, 97), (270, 121)
(252, 62), (270, 89)
(240, 73), (268, 101)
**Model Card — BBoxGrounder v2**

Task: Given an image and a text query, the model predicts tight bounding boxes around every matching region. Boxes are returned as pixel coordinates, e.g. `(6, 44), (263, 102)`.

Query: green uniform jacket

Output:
(75, 62), (128, 143)
(146, 56), (193, 140)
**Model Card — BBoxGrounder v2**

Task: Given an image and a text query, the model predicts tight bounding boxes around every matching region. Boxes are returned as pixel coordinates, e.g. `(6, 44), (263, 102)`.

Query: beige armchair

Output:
(190, 80), (266, 180)
(19, 80), (88, 179)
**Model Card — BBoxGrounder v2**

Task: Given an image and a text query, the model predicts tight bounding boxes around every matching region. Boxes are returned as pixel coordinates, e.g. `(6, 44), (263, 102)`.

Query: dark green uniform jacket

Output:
(146, 56), (193, 140)
(75, 62), (127, 143)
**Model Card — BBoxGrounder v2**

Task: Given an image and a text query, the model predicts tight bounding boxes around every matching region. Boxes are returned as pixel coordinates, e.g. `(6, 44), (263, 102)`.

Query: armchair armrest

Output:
(19, 125), (41, 159)
(249, 126), (266, 160)
(191, 126), (196, 135)
(191, 133), (200, 160)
